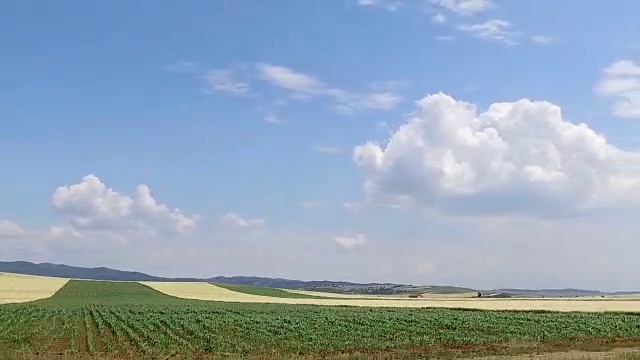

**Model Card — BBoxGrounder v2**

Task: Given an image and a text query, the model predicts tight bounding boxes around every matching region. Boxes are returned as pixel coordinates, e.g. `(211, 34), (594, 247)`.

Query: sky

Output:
(1, 0), (640, 291)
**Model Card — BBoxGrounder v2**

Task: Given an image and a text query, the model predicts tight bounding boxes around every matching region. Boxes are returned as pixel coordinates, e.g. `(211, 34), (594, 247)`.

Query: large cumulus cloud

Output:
(354, 93), (640, 217)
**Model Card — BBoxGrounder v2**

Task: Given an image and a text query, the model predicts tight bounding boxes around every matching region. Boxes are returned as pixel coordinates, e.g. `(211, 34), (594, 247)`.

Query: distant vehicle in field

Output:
(409, 293), (423, 298)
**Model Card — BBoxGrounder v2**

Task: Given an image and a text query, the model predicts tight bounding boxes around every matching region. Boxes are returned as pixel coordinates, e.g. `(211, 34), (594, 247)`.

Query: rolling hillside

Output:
(1, 261), (635, 297)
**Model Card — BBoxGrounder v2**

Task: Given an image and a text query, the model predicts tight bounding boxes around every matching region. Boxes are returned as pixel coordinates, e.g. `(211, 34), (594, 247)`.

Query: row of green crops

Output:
(1, 280), (640, 359)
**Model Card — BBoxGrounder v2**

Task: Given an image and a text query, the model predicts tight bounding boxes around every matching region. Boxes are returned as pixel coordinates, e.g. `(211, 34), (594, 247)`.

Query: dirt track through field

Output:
(142, 282), (640, 312)
(0, 272), (68, 304)
(474, 348), (640, 359)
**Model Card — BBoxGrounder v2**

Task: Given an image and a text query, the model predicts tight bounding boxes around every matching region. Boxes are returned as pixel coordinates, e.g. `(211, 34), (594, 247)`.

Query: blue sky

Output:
(1, 0), (640, 290)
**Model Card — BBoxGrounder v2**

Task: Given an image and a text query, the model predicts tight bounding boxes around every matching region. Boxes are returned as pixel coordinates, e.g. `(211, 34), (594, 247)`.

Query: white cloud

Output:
(201, 68), (253, 96)
(457, 20), (519, 45)
(1, 218), (94, 258)
(431, 13), (447, 25)
(334, 234), (367, 249)
(359, 92), (403, 110)
(432, 0), (495, 15)
(313, 145), (343, 154)
(356, 0), (403, 11)
(256, 64), (325, 94)
(354, 93), (640, 217)
(7, 218), (637, 291)
(255, 63), (402, 113)
(220, 213), (265, 228)
(0, 220), (25, 239)
(595, 60), (640, 119)
(167, 62), (254, 97)
(4, 184), (640, 290)
(264, 114), (284, 124)
(171, 61), (401, 113)
(46, 225), (82, 240)
(531, 35), (557, 45)
(51, 175), (198, 234)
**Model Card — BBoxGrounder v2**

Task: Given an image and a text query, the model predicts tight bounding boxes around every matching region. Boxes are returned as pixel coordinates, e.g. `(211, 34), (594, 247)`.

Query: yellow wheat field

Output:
(143, 282), (640, 312)
(0, 272), (68, 304)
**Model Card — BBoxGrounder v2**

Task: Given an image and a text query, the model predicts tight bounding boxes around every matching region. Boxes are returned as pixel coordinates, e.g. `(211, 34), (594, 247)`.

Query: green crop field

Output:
(1, 280), (640, 359)
(214, 283), (327, 299)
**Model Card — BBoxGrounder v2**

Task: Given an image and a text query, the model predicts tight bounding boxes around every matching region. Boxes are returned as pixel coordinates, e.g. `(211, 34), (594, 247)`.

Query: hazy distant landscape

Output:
(1, 261), (637, 298)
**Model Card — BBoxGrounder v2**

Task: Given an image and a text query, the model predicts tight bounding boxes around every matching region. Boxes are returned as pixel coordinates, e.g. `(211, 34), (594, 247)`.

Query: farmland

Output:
(144, 281), (640, 312)
(2, 280), (640, 359)
(213, 283), (328, 299)
(0, 272), (68, 304)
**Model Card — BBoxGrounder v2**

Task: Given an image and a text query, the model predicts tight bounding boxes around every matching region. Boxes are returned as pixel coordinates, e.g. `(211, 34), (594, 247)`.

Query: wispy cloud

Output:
(170, 61), (402, 113)
(264, 114), (284, 124)
(356, 0), (403, 11)
(358, 92), (402, 110)
(0, 220), (25, 238)
(220, 213), (265, 228)
(201, 68), (253, 96)
(256, 64), (325, 94)
(432, 0), (495, 16)
(436, 35), (456, 41)
(531, 35), (557, 45)
(595, 60), (640, 119)
(431, 13), (447, 24)
(334, 234), (367, 250)
(167, 62), (255, 97)
(256, 63), (402, 113)
(457, 19), (519, 45)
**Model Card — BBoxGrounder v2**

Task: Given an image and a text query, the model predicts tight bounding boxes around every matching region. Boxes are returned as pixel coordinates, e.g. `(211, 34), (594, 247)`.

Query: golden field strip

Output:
(0, 272), (68, 304)
(1, 273), (639, 313)
(143, 282), (640, 312)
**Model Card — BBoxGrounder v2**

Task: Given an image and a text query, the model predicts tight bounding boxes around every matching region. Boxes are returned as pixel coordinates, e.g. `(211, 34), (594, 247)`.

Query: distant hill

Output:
(0, 261), (168, 281)
(207, 275), (401, 293)
(0, 261), (403, 293)
(494, 288), (605, 298)
(1, 261), (637, 297)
